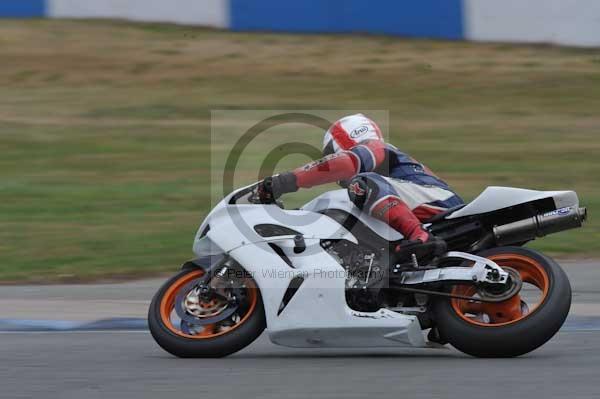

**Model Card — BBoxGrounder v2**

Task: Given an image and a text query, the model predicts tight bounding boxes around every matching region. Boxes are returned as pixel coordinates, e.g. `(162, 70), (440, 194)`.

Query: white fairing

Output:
(229, 242), (426, 348)
(192, 184), (425, 349)
(194, 204), (357, 254)
(302, 189), (404, 241)
(190, 183), (579, 349)
(447, 186), (579, 219)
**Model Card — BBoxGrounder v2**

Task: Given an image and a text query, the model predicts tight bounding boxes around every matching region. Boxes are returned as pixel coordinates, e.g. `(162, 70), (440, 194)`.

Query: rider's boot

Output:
(370, 196), (447, 264)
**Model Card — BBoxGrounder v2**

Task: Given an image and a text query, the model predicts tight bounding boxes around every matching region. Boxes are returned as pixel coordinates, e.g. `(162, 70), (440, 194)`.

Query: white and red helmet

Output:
(322, 113), (383, 155)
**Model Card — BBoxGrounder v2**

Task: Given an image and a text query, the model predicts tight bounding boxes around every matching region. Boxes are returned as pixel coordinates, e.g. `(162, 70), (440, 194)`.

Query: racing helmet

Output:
(322, 113), (383, 156)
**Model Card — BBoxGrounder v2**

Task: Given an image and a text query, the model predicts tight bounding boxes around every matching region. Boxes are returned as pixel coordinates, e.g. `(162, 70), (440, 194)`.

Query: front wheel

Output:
(434, 246), (571, 357)
(148, 266), (266, 358)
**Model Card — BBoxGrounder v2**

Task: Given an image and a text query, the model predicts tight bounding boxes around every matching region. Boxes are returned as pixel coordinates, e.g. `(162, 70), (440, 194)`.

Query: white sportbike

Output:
(149, 181), (586, 358)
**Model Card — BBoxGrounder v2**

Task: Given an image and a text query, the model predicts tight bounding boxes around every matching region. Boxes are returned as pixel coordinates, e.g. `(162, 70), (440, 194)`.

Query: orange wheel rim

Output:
(451, 254), (550, 327)
(159, 269), (259, 339)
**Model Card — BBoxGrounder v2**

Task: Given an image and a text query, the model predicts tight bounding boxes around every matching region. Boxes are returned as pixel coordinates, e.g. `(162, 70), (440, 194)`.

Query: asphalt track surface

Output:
(2, 260), (599, 399)
(2, 331), (599, 399)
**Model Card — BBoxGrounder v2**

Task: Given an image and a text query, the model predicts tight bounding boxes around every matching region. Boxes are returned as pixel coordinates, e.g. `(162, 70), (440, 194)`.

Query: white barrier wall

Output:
(48, 0), (228, 28)
(5, 1), (599, 48)
(465, 0), (600, 47)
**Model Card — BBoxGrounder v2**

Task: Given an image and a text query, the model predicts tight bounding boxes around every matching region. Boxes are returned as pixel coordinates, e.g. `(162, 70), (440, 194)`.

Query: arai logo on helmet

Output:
(350, 125), (370, 138)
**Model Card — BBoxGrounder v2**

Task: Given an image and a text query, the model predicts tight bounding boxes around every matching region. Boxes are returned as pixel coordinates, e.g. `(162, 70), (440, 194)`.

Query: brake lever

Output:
(248, 192), (262, 204)
(248, 190), (284, 208)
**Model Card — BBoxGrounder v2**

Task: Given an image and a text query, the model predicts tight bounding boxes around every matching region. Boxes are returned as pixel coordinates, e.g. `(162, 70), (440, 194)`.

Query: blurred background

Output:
(2, 3), (600, 399)
(1, 0), (599, 284)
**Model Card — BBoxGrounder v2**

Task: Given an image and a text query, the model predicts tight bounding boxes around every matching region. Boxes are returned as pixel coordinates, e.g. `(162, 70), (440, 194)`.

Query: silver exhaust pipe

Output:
(493, 206), (587, 246)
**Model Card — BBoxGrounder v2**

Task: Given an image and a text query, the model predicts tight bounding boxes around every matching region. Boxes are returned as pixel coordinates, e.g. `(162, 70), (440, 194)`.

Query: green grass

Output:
(1, 19), (599, 283)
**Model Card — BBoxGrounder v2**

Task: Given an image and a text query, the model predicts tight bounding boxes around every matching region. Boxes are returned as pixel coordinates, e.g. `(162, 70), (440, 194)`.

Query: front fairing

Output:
(193, 183), (357, 257)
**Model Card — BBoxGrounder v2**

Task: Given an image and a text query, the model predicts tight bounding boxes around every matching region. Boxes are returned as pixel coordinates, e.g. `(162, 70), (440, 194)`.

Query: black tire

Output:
(148, 268), (266, 358)
(433, 246), (571, 358)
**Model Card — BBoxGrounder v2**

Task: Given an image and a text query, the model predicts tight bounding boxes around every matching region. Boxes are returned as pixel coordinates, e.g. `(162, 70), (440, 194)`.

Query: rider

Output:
(258, 113), (464, 260)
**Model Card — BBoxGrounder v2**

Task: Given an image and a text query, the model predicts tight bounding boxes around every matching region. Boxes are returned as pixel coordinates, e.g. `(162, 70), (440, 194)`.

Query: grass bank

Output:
(1, 19), (599, 282)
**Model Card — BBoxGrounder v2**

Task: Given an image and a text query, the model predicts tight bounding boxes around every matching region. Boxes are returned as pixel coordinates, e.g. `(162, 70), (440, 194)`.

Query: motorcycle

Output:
(149, 181), (586, 358)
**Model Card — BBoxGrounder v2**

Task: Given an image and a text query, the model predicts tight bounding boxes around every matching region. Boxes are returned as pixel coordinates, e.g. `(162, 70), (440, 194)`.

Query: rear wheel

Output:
(148, 266), (265, 358)
(434, 246), (571, 357)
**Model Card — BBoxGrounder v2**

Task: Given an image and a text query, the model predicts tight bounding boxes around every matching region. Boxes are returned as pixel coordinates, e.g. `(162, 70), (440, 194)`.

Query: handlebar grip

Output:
(263, 177), (273, 190)
(259, 177), (276, 204)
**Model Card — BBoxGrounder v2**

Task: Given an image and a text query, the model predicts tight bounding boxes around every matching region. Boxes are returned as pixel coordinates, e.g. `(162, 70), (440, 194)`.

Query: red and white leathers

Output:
(276, 114), (463, 242)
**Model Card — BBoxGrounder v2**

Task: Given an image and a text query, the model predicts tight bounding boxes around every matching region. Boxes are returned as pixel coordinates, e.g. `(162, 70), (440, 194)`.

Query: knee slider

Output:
(347, 176), (370, 209)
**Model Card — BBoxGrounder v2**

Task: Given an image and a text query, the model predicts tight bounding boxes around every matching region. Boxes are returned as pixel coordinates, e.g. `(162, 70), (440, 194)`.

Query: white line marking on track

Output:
(0, 330), (150, 335)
